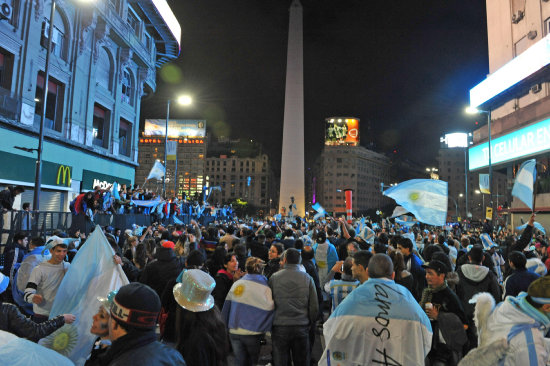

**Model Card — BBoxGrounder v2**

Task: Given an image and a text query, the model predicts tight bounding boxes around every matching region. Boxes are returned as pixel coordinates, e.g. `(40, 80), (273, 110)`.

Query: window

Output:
(127, 6), (140, 38)
(93, 104), (110, 148)
(121, 69), (133, 105)
(144, 31), (153, 53)
(0, 49), (13, 90)
(119, 118), (132, 156)
(35, 73), (63, 132)
(96, 47), (113, 92)
(41, 13), (67, 60)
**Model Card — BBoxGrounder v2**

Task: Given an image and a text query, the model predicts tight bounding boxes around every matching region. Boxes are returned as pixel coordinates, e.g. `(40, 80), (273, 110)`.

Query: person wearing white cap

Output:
(0, 271), (75, 341)
(173, 269), (229, 366)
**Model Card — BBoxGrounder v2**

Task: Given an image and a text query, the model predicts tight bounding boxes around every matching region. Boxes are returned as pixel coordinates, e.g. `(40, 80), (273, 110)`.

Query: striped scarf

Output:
(508, 292), (550, 329)
(420, 281), (448, 309)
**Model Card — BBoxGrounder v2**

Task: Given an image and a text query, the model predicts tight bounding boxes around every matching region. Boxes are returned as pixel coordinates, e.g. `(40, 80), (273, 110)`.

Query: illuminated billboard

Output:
(144, 119), (206, 138)
(325, 117), (359, 146)
(440, 132), (472, 148)
(469, 116), (550, 170)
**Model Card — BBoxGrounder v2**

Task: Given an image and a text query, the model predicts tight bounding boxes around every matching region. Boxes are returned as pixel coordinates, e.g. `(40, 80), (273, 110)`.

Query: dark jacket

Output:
(504, 268), (540, 298)
(249, 241), (269, 262)
(302, 259), (323, 309)
(456, 264), (501, 318)
(405, 253), (425, 300)
(213, 269), (233, 310)
(139, 248), (183, 298)
(269, 264), (319, 326)
(91, 331), (186, 366)
(263, 257), (280, 279)
(1, 244), (27, 277)
(0, 302), (65, 341)
(0, 186), (17, 210)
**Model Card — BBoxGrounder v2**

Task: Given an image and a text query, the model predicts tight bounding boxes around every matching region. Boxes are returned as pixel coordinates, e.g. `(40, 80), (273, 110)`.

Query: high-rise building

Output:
(279, 0), (305, 216)
(470, 0), (550, 225)
(135, 119), (206, 199)
(0, 0), (180, 210)
(311, 146), (392, 216)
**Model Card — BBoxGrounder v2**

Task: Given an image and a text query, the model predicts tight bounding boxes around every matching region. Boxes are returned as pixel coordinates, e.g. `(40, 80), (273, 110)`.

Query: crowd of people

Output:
(0, 210), (549, 365)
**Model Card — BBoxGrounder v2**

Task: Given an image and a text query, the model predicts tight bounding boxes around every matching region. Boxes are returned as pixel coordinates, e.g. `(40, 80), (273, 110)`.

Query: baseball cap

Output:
(422, 260), (449, 274)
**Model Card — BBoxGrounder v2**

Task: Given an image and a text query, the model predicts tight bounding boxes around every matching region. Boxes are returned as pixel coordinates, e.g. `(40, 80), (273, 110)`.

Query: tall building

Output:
(312, 146), (392, 216)
(279, 0), (305, 216)
(470, 0), (550, 225)
(205, 154), (273, 213)
(135, 119), (206, 199)
(0, 0), (180, 210)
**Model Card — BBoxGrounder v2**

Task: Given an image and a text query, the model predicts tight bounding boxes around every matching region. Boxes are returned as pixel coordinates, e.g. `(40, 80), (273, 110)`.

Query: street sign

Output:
(486, 207), (493, 220)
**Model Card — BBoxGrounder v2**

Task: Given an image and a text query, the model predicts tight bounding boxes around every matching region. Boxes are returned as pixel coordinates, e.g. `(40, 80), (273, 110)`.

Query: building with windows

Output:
(311, 145), (392, 216)
(0, 0), (180, 210)
(135, 135), (206, 200)
(469, 0), (550, 226)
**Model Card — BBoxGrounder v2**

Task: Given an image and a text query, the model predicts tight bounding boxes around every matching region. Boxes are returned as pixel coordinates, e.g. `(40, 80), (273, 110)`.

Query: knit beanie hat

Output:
(110, 283), (160, 330)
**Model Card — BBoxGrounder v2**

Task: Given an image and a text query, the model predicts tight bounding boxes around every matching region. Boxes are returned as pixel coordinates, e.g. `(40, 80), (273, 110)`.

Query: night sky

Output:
(140, 0), (489, 175)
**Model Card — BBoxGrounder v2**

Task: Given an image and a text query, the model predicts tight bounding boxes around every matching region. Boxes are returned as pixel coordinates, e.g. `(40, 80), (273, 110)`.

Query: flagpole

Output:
(163, 100), (170, 199)
(174, 145), (178, 199)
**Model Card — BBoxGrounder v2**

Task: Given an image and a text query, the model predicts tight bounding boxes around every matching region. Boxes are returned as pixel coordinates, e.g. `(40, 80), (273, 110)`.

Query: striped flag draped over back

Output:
(383, 179), (448, 227)
(39, 227), (129, 365)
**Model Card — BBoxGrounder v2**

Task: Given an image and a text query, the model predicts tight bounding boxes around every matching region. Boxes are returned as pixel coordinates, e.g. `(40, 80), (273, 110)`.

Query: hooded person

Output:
(461, 276), (550, 366)
(0, 272), (75, 341)
(313, 231), (339, 287)
(89, 282), (186, 366)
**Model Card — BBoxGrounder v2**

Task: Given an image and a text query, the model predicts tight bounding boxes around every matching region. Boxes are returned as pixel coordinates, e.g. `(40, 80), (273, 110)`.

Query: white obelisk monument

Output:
(279, 0), (305, 217)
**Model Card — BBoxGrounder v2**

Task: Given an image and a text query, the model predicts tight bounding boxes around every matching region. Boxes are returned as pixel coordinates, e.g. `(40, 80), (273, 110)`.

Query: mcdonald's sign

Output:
(56, 165), (72, 187)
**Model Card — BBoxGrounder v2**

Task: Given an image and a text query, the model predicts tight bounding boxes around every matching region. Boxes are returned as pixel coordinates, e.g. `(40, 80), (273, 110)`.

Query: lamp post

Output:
(466, 107), (492, 220)
(163, 95), (192, 198)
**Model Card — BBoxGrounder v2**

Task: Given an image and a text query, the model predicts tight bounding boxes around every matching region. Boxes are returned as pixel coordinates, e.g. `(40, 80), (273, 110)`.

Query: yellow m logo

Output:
(57, 165), (71, 186)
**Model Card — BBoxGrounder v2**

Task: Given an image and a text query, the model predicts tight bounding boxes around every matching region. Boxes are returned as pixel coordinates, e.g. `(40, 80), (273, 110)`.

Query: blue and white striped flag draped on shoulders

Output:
(39, 227), (129, 365)
(511, 159), (536, 210)
(320, 278), (432, 366)
(383, 179), (448, 227)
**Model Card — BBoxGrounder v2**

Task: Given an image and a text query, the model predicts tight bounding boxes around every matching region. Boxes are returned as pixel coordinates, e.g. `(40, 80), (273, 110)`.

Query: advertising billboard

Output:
(325, 117), (359, 146)
(144, 119), (206, 138)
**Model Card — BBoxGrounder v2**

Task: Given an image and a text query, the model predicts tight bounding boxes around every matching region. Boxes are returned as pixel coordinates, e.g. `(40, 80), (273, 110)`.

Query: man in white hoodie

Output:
(462, 276), (550, 366)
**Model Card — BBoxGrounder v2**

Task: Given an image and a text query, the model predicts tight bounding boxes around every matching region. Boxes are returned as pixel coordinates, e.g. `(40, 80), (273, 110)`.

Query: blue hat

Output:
(0, 272), (9, 294)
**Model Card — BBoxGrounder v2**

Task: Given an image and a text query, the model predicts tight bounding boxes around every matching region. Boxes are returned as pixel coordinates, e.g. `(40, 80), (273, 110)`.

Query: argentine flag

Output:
(147, 160), (165, 180)
(511, 159), (536, 210)
(516, 221), (546, 235)
(312, 202), (326, 220)
(40, 227), (129, 365)
(480, 233), (497, 250)
(395, 215), (417, 227)
(383, 179), (448, 227)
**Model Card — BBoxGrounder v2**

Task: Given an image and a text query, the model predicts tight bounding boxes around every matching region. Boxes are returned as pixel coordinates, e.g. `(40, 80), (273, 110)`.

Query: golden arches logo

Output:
(56, 165), (71, 187)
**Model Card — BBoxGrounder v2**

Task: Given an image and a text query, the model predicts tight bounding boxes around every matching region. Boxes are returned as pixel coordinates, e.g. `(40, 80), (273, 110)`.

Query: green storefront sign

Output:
(0, 151), (72, 188)
(82, 170), (131, 190)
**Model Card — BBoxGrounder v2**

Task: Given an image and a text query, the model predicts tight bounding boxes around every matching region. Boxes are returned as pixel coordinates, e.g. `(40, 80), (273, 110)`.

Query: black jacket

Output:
(1, 244), (27, 277)
(249, 241), (269, 262)
(0, 187), (17, 210)
(456, 264), (501, 318)
(139, 248), (184, 298)
(0, 302), (65, 341)
(213, 270), (233, 310)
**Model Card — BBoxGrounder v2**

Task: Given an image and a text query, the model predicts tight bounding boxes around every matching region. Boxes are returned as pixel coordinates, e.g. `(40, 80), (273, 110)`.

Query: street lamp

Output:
(163, 95), (192, 198)
(466, 106), (492, 220)
(33, 0), (95, 210)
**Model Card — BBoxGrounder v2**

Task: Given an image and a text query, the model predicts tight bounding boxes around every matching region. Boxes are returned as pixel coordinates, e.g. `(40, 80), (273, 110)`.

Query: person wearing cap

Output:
(463, 276), (550, 365)
(269, 248), (319, 366)
(139, 239), (184, 299)
(504, 251), (541, 298)
(320, 254), (432, 366)
(421, 260), (468, 365)
(23, 236), (70, 322)
(222, 257), (274, 366)
(0, 185), (25, 212)
(456, 244), (501, 350)
(90, 282), (185, 366)
(0, 271), (75, 341)
(173, 269), (229, 366)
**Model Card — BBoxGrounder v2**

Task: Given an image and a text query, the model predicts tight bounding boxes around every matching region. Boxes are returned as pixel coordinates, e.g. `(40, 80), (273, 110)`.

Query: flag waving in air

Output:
(312, 202), (326, 220)
(383, 179), (448, 227)
(146, 160), (165, 181)
(511, 159), (536, 210)
(40, 227), (129, 365)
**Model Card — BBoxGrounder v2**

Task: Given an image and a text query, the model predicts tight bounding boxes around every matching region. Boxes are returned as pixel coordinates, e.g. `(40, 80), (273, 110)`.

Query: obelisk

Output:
(279, 0), (305, 217)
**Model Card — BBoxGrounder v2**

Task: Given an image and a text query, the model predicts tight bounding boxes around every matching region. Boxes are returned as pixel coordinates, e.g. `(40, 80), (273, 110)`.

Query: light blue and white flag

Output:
(390, 205), (409, 218)
(0, 330), (74, 366)
(173, 215), (184, 225)
(383, 179), (448, 227)
(312, 202), (326, 220)
(146, 160), (165, 181)
(479, 173), (490, 194)
(516, 221), (546, 235)
(111, 181), (121, 201)
(480, 233), (497, 250)
(130, 198), (161, 208)
(511, 159), (536, 210)
(40, 227), (129, 365)
(395, 215), (417, 227)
